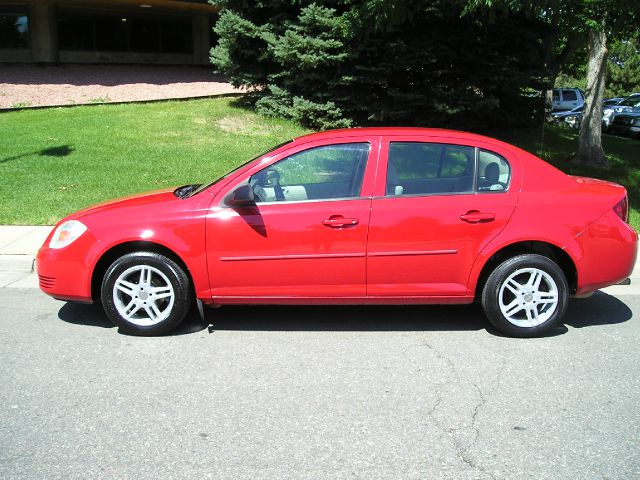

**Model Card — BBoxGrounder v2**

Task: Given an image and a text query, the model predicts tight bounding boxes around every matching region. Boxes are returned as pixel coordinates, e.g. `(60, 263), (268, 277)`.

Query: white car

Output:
(609, 112), (640, 139)
(603, 93), (640, 129)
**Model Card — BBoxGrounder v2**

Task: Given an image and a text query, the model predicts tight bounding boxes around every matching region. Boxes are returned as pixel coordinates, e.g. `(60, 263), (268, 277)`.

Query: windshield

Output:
(619, 95), (640, 107)
(187, 140), (294, 197)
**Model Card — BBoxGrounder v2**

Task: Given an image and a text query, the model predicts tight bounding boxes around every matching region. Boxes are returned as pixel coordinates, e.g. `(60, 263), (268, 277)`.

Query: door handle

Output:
(460, 211), (495, 223)
(322, 216), (359, 228)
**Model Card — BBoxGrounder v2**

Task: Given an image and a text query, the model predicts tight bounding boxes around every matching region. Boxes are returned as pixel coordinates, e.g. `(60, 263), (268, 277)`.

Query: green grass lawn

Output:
(0, 98), (308, 225)
(0, 97), (637, 231)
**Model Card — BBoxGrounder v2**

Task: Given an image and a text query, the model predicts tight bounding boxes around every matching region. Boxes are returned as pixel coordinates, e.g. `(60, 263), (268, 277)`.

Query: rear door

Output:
(367, 136), (520, 297)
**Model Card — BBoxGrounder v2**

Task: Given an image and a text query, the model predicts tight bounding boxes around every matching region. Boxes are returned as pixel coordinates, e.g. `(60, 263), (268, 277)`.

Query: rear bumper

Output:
(567, 210), (638, 295)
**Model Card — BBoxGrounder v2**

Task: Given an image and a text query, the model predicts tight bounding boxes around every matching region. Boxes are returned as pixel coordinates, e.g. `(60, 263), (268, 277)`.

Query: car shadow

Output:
(57, 302), (208, 336)
(564, 291), (633, 328)
(58, 301), (114, 329)
(56, 291), (633, 336)
(205, 303), (487, 332)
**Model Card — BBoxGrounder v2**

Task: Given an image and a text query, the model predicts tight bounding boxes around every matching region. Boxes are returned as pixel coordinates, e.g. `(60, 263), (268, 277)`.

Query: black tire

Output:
(101, 252), (191, 336)
(481, 254), (568, 338)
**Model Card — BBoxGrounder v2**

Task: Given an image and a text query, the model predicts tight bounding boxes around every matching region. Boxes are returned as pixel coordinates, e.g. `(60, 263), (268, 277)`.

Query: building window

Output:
(95, 16), (129, 51)
(58, 11), (193, 54)
(58, 15), (93, 50)
(131, 18), (160, 52)
(162, 19), (192, 53)
(0, 8), (29, 49)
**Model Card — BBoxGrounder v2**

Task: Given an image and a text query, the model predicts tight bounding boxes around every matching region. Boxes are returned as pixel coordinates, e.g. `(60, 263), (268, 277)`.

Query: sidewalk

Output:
(0, 225), (638, 295)
(0, 226), (53, 288)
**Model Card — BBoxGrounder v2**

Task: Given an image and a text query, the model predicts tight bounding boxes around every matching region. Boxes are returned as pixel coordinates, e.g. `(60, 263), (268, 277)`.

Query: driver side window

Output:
(249, 143), (370, 203)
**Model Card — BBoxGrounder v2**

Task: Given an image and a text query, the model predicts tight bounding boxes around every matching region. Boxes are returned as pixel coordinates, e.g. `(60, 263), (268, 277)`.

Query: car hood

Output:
(65, 188), (179, 222)
(604, 105), (640, 115)
(614, 112), (640, 118)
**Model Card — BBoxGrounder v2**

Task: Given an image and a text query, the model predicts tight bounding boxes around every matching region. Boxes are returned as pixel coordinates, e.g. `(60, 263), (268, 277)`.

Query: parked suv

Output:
(552, 88), (584, 111)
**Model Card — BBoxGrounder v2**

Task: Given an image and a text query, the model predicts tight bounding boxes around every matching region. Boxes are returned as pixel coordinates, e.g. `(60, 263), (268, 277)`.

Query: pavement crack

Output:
(407, 337), (500, 480)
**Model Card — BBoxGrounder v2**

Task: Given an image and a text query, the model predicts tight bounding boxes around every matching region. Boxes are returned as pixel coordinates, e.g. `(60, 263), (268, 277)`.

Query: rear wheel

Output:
(101, 252), (191, 336)
(482, 254), (568, 337)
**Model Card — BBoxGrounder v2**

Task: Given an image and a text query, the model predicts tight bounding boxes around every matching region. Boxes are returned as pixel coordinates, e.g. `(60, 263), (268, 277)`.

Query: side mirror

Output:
(225, 184), (255, 207)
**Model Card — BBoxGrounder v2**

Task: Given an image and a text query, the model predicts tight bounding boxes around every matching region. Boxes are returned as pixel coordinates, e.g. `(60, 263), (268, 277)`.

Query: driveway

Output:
(0, 64), (241, 109)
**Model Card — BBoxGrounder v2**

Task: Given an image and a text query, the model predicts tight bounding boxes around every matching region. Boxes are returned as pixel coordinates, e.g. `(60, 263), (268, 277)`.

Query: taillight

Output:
(613, 196), (629, 223)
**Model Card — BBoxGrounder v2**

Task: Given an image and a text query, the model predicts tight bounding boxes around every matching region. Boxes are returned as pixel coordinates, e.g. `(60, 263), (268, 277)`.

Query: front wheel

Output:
(101, 252), (192, 336)
(482, 254), (569, 337)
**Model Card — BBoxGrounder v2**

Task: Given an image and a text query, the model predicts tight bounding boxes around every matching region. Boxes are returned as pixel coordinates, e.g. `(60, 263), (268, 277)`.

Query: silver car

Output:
(609, 112), (640, 139)
(603, 93), (640, 129)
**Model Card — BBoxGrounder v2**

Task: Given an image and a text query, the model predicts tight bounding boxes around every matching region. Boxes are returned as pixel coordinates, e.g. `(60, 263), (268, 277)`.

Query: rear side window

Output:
(387, 142), (475, 196)
(562, 90), (578, 101)
(477, 150), (511, 192)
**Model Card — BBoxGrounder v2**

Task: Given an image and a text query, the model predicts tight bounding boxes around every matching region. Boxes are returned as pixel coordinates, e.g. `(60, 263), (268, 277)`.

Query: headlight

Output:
(49, 220), (87, 249)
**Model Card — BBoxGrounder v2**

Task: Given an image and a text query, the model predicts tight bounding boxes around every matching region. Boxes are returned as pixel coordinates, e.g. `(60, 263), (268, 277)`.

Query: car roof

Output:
(292, 127), (515, 149)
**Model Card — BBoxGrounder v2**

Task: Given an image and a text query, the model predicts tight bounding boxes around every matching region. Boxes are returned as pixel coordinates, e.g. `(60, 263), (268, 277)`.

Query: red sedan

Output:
(37, 128), (638, 337)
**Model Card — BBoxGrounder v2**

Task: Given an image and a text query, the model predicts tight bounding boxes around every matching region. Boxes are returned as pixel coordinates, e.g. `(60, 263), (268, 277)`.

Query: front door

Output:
(206, 139), (379, 301)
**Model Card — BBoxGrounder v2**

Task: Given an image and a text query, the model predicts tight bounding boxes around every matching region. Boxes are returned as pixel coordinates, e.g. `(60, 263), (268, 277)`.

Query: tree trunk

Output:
(574, 26), (608, 166)
(543, 87), (553, 122)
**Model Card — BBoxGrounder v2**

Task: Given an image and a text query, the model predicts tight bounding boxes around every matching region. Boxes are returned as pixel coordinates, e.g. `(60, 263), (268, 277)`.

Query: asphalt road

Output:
(1, 288), (638, 480)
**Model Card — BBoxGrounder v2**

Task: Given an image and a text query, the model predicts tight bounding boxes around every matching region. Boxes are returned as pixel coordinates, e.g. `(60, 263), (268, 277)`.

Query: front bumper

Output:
(36, 231), (97, 303)
(609, 124), (640, 138)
